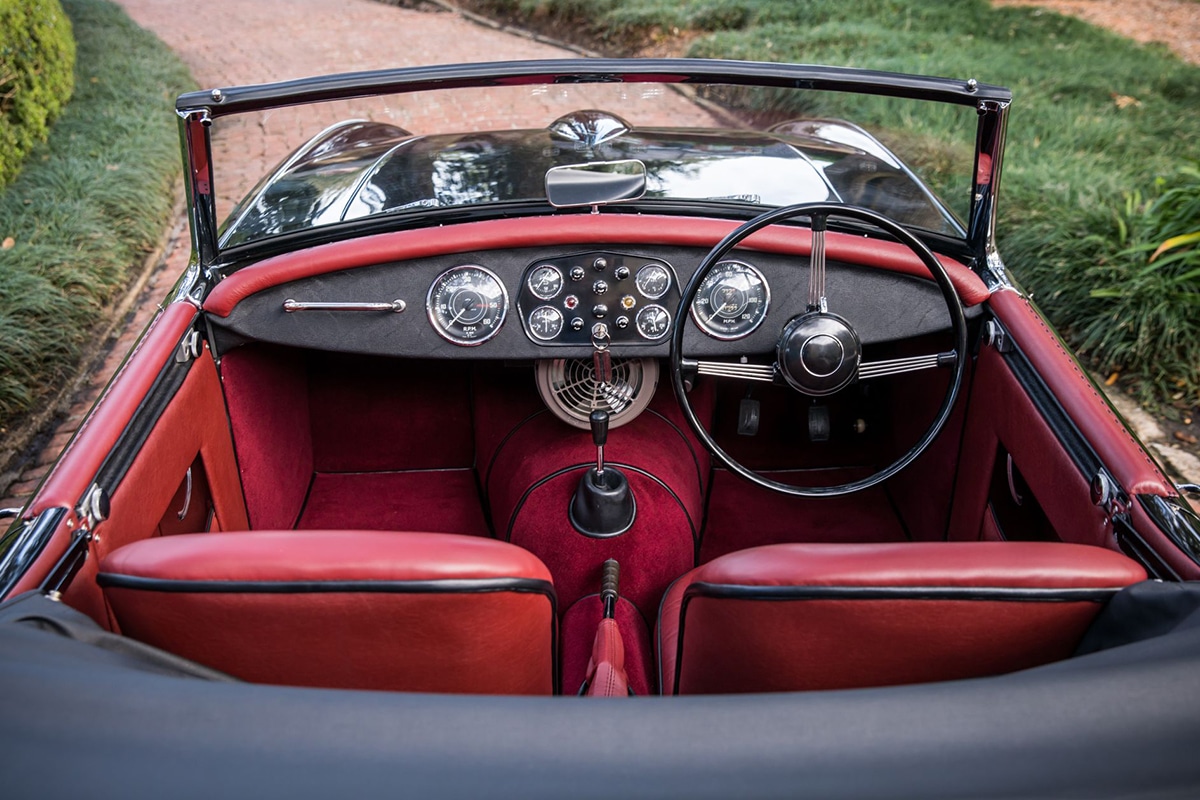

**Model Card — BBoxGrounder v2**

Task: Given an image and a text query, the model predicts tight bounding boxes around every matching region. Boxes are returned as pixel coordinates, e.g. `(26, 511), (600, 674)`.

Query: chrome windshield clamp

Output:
(78, 483), (110, 533)
(176, 330), (203, 363)
(1091, 470), (1130, 531)
(40, 488), (108, 599)
(983, 319), (1011, 353)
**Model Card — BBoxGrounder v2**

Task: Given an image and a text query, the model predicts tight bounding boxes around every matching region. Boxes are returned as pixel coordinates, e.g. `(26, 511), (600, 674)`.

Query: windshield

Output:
(199, 69), (983, 252)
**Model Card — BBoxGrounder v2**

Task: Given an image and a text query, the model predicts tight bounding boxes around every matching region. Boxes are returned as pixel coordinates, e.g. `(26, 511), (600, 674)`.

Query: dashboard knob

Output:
(593, 257), (608, 271)
(592, 304), (608, 318)
(570, 266), (586, 281)
(614, 265), (631, 280)
(593, 280), (609, 295)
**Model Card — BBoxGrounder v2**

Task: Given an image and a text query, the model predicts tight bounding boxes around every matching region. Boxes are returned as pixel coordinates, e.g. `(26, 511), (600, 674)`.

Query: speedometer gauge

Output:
(691, 260), (770, 340)
(426, 265), (508, 346)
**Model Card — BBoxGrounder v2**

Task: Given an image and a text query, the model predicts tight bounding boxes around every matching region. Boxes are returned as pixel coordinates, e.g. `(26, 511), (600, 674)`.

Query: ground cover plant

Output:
(464, 0), (1200, 407)
(0, 0), (192, 429)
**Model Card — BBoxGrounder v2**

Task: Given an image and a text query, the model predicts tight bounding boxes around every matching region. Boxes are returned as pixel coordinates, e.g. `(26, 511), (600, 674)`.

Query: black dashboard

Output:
(209, 244), (970, 360)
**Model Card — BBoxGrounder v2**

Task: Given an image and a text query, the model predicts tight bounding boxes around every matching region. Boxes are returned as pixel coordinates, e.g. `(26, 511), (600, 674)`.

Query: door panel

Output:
(7, 302), (247, 625)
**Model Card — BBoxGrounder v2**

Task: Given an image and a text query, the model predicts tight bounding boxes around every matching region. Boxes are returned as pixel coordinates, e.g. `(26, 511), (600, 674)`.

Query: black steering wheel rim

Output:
(670, 202), (968, 497)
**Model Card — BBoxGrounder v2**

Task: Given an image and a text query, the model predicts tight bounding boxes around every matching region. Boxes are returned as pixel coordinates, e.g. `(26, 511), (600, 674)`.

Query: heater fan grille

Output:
(535, 357), (659, 429)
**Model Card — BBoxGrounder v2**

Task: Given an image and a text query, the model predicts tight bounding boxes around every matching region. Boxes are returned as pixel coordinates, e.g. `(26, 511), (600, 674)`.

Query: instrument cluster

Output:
(515, 252), (680, 346)
(426, 252), (771, 347)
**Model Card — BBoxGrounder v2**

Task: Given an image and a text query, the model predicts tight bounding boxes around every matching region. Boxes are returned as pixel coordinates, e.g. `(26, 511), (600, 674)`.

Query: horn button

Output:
(777, 313), (861, 396)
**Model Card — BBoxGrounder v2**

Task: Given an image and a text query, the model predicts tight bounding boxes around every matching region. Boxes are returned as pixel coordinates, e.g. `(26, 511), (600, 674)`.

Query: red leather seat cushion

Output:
(99, 530), (556, 694)
(658, 542), (1146, 695)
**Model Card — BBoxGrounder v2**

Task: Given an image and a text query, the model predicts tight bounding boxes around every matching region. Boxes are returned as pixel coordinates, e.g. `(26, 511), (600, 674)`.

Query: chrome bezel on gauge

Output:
(527, 264), (563, 301)
(635, 304), (671, 340)
(426, 264), (509, 346)
(635, 263), (672, 300)
(690, 259), (771, 341)
(527, 305), (565, 341)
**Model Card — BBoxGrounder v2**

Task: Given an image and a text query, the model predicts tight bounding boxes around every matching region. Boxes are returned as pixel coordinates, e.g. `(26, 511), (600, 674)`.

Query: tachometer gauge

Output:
(527, 264), (563, 300)
(635, 304), (671, 340)
(691, 260), (769, 340)
(427, 265), (508, 346)
(635, 263), (671, 300)
(528, 305), (564, 341)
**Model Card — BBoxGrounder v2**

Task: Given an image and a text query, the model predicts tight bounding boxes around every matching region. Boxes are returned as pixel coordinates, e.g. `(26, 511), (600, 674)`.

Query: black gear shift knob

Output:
(590, 409), (609, 448)
(570, 409), (635, 538)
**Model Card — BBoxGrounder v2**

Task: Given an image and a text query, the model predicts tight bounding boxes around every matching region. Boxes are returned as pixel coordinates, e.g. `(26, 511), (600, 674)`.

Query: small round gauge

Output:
(691, 260), (770, 340)
(635, 264), (671, 300)
(635, 304), (671, 340)
(527, 265), (563, 300)
(426, 265), (508, 346)
(528, 305), (564, 341)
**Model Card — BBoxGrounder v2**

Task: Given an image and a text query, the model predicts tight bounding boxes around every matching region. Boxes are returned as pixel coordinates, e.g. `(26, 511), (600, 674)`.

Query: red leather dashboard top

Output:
(204, 215), (990, 316)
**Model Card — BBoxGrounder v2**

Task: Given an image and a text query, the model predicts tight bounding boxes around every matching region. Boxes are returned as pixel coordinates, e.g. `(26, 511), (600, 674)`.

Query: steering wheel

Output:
(670, 203), (967, 497)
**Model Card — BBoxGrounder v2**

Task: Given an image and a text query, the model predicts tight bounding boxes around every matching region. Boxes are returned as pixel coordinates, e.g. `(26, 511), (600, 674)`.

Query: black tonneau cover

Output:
(3, 586), (1200, 798)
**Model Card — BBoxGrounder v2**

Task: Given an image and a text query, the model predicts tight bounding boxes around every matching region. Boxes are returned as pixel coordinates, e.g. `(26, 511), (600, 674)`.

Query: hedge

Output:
(0, 0), (76, 188)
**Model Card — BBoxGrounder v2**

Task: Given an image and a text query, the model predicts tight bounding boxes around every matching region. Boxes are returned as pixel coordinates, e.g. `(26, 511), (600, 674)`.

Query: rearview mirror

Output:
(545, 160), (646, 208)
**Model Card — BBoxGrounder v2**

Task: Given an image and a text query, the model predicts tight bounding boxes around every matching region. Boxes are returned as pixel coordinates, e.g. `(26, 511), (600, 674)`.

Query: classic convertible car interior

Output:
(3, 61), (1199, 796)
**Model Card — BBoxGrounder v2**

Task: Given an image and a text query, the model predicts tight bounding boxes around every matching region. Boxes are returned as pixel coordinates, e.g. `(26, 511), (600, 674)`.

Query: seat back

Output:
(99, 530), (556, 694)
(658, 542), (1146, 695)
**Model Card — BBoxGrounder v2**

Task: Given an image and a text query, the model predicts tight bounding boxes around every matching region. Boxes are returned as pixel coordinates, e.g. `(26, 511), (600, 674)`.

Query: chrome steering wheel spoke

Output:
(684, 359), (777, 383)
(807, 214), (827, 313)
(858, 351), (958, 380)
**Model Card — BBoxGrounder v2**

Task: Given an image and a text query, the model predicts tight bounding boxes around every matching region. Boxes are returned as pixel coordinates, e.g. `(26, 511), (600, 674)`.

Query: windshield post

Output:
(178, 108), (219, 270)
(969, 99), (1010, 280)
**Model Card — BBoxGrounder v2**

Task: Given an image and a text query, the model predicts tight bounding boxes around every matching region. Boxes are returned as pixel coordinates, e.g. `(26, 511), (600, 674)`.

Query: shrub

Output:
(1017, 167), (1200, 404)
(0, 0), (76, 188)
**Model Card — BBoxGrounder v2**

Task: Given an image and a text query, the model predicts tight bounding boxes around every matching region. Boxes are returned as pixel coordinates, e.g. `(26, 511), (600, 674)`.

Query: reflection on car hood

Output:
(221, 110), (962, 248)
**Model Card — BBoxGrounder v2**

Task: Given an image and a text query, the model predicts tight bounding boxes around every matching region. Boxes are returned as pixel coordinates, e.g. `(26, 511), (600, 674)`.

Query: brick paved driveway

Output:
(1, 0), (714, 508)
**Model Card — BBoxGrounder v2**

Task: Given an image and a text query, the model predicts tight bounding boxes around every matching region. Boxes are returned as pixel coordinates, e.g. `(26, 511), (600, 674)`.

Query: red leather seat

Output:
(98, 530), (557, 694)
(657, 542), (1146, 695)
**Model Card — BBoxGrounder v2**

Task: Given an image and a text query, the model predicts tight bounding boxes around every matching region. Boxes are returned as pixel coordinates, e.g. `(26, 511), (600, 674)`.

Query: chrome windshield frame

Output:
(175, 58), (1012, 275)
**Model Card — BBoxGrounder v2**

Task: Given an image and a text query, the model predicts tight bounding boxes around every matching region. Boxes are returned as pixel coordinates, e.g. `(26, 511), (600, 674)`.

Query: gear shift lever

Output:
(569, 408), (636, 537)
(591, 409), (609, 475)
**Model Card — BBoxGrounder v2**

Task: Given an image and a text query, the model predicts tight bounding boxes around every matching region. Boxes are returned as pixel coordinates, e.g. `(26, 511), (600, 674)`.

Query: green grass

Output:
(0, 0), (193, 429)
(464, 0), (1200, 404)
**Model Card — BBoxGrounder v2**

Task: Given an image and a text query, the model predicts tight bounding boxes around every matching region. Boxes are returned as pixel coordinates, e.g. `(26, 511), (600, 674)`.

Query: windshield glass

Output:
(210, 78), (977, 250)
